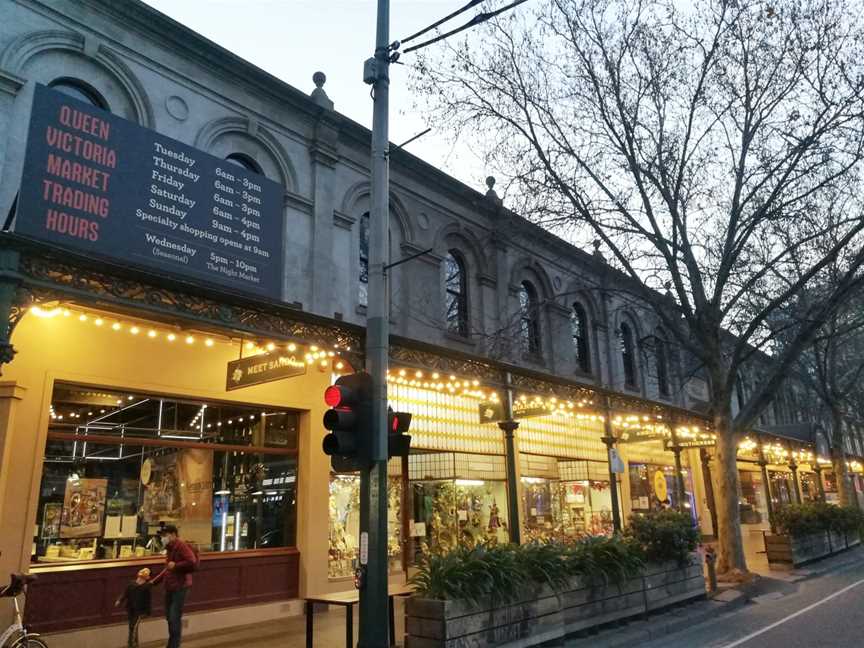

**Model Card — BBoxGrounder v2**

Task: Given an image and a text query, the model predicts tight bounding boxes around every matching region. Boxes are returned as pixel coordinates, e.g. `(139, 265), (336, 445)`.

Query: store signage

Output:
(608, 448), (625, 474)
(226, 350), (306, 391)
(478, 400), (554, 424)
(653, 470), (668, 502)
(16, 84), (284, 298)
(616, 428), (667, 444)
(663, 437), (715, 450)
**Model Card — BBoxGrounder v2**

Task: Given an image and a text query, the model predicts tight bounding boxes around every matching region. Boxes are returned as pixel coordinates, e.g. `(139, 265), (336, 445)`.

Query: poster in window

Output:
(60, 478), (107, 538)
(180, 448), (213, 521)
(140, 449), (212, 523)
(41, 502), (62, 538)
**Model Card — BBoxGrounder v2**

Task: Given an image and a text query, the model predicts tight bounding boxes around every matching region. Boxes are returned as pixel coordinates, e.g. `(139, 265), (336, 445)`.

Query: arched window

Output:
(620, 322), (637, 388)
(48, 78), (109, 110)
(735, 375), (746, 411)
(571, 303), (591, 373)
(655, 333), (670, 397)
(359, 212), (370, 306)
(519, 281), (541, 355)
(225, 153), (264, 175)
(444, 251), (468, 337)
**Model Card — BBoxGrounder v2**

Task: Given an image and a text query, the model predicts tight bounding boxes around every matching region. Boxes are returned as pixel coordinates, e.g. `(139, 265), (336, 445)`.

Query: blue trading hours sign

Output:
(16, 84), (284, 298)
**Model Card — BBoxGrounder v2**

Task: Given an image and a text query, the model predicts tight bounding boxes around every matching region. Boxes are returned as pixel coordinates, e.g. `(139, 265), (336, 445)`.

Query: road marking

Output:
(718, 577), (864, 648)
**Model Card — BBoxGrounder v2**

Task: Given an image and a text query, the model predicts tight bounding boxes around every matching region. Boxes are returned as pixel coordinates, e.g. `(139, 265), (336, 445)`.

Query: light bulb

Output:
(167, 333), (176, 342)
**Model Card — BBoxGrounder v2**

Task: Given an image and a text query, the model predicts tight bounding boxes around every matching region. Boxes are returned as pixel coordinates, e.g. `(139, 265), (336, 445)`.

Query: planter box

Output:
(405, 556), (705, 648)
(764, 530), (858, 568)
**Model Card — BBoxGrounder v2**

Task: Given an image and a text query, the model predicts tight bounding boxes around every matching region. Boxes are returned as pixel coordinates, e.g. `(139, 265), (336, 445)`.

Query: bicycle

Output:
(0, 574), (47, 648)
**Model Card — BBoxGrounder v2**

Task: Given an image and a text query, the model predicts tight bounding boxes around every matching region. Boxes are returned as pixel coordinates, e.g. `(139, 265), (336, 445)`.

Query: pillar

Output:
(758, 450), (776, 533)
(814, 464), (827, 502)
(602, 397), (622, 533)
(789, 459), (802, 505)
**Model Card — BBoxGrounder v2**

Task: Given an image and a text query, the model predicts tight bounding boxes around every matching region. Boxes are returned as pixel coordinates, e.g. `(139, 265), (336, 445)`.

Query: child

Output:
(115, 567), (153, 648)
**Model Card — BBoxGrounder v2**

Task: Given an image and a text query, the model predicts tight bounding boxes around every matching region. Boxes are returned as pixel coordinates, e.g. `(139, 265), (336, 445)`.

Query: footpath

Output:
(139, 546), (864, 648)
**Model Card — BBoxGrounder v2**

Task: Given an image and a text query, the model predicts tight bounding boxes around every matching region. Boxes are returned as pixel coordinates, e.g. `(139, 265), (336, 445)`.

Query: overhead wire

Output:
(401, 0), (530, 54)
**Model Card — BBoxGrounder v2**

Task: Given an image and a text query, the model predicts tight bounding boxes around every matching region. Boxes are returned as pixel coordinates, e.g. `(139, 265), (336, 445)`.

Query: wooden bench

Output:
(304, 583), (413, 648)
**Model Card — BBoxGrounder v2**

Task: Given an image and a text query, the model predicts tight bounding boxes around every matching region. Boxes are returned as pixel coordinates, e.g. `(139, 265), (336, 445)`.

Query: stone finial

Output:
(485, 175), (502, 206)
(664, 281), (673, 297)
(310, 71), (334, 110)
(592, 239), (606, 263)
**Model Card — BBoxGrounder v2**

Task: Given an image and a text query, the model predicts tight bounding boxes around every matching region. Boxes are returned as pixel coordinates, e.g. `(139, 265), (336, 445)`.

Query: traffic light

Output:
(323, 372), (372, 471)
(387, 407), (412, 458)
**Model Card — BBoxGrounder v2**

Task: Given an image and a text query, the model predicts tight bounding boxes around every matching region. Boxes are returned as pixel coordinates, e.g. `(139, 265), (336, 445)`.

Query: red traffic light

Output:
(324, 385), (343, 408)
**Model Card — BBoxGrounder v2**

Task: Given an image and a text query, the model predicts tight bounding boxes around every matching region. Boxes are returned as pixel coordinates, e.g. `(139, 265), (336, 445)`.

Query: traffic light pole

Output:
(359, 0), (391, 645)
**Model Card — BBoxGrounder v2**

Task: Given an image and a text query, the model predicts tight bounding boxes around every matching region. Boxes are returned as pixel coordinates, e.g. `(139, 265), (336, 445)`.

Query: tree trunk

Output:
(712, 412), (748, 578)
(831, 408), (853, 508)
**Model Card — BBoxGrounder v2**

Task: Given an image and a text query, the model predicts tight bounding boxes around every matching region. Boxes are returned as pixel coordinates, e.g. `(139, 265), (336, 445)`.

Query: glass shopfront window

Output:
(738, 470), (768, 525)
(328, 470), (403, 579)
(800, 472), (821, 502)
(823, 471), (839, 503)
(409, 479), (510, 556)
(521, 477), (559, 542)
(768, 471), (795, 507)
(407, 452), (510, 558)
(34, 383), (298, 564)
(628, 463), (695, 520)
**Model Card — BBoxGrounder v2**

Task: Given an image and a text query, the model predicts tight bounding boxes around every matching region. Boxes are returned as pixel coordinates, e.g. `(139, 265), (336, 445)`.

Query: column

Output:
(758, 444), (776, 533)
(814, 464), (827, 502)
(668, 422), (686, 512)
(789, 458), (803, 505)
(602, 396), (622, 533)
(498, 372), (522, 544)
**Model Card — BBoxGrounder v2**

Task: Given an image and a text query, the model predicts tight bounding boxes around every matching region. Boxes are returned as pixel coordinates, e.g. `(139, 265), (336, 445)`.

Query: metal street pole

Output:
(498, 372), (521, 544)
(359, 0), (391, 645)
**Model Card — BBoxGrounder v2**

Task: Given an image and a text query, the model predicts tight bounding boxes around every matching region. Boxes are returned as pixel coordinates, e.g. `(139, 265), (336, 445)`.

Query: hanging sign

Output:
(478, 400), (554, 424)
(616, 428), (667, 444)
(226, 349), (306, 390)
(16, 84), (284, 298)
(663, 437), (715, 451)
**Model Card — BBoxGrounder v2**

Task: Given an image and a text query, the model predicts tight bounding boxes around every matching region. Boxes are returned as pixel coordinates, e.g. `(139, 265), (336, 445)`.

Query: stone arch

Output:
(194, 116), (297, 191)
(433, 221), (488, 274)
(510, 257), (555, 300)
(2, 30), (154, 127)
(339, 181), (415, 245)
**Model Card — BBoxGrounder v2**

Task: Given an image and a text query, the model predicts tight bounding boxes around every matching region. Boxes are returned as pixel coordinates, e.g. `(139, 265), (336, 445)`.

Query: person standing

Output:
(115, 567), (153, 648)
(152, 524), (197, 648)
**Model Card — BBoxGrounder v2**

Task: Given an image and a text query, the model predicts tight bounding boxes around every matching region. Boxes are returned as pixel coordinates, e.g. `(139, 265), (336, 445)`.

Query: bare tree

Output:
(792, 287), (864, 507)
(410, 0), (864, 576)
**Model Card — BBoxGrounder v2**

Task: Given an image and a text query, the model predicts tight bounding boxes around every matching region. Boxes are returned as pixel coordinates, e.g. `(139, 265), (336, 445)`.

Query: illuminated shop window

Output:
(35, 383), (298, 565)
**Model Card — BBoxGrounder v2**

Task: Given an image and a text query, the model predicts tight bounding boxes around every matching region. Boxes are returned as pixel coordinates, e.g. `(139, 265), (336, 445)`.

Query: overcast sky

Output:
(141, 0), (489, 192)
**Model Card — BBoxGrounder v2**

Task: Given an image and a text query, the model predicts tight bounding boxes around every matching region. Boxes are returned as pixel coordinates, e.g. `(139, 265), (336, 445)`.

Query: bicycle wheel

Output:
(11, 636), (48, 648)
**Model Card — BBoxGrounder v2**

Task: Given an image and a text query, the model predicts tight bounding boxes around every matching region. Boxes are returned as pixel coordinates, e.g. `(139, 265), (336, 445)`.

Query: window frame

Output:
(655, 333), (670, 397)
(48, 78), (110, 110)
(571, 302), (591, 373)
(620, 322), (637, 388)
(519, 281), (542, 356)
(444, 251), (469, 337)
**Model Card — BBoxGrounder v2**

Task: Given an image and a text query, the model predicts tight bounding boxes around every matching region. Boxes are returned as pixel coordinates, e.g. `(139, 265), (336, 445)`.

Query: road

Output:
(640, 559), (864, 648)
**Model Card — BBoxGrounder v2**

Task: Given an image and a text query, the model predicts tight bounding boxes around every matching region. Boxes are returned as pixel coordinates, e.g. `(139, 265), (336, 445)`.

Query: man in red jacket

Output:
(152, 525), (196, 648)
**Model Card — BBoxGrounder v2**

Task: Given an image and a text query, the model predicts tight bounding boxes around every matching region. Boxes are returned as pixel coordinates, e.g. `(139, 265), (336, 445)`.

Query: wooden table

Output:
(304, 584), (413, 648)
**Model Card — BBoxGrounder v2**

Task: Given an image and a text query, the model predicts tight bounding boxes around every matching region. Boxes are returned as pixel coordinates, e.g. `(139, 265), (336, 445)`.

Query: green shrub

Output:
(774, 503), (864, 537)
(625, 510), (699, 564)
(565, 535), (644, 585)
(409, 536), (646, 602)
(774, 503), (824, 537)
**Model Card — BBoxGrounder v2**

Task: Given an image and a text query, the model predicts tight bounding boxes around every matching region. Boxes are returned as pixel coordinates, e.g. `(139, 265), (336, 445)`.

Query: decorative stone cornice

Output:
(333, 210), (356, 230)
(0, 69), (24, 96)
